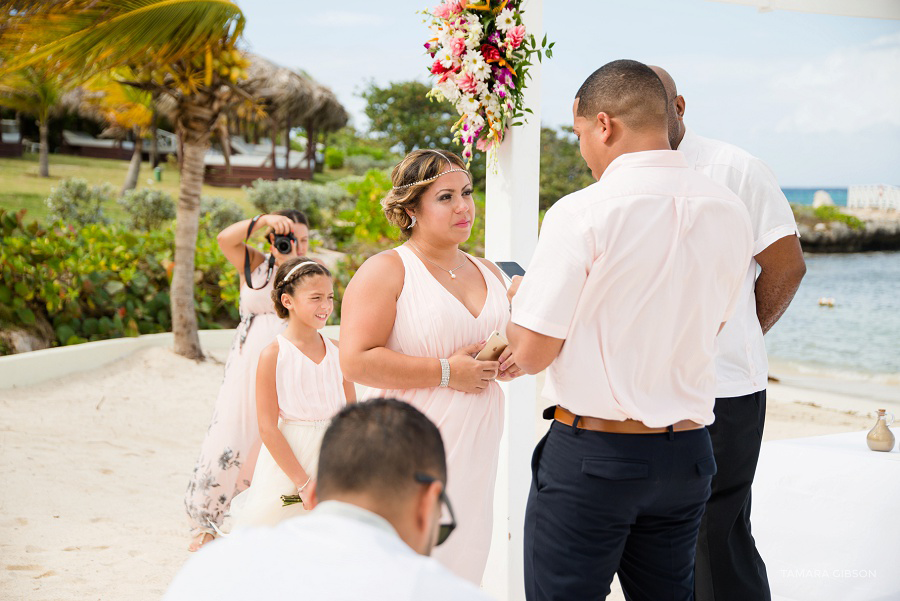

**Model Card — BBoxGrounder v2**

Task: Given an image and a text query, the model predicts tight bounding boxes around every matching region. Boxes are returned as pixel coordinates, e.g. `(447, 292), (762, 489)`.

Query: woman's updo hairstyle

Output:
(381, 149), (471, 238)
(264, 209), (309, 243)
(270, 257), (331, 319)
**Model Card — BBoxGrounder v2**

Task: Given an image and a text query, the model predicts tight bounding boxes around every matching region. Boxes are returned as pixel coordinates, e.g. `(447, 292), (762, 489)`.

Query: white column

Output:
(482, 1), (542, 599)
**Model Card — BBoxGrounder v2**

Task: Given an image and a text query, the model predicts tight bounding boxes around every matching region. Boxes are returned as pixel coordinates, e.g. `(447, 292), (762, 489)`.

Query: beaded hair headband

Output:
(391, 150), (471, 191)
(278, 261), (320, 288)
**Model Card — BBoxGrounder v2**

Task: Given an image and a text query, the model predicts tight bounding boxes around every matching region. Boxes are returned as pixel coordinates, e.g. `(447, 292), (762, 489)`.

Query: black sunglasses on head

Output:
(413, 472), (457, 546)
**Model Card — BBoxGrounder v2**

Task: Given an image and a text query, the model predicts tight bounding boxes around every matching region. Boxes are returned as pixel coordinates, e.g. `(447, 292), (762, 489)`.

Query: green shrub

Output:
(45, 177), (113, 226)
(244, 179), (353, 230)
(813, 205), (865, 230)
(118, 188), (176, 231)
(201, 196), (246, 233)
(345, 154), (394, 175)
(0, 209), (240, 354)
(325, 147), (345, 170)
(346, 145), (387, 160)
(338, 169), (397, 246)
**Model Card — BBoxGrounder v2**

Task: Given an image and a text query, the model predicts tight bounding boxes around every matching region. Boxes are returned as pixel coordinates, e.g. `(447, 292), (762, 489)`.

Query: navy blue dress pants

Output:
(695, 390), (771, 601)
(524, 419), (716, 601)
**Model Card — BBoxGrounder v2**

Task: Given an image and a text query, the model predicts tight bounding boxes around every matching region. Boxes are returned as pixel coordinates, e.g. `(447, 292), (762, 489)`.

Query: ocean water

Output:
(782, 188), (848, 206)
(765, 252), (900, 375)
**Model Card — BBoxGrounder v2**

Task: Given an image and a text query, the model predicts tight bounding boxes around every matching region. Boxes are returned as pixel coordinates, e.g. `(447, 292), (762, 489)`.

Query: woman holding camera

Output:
(185, 209), (310, 551)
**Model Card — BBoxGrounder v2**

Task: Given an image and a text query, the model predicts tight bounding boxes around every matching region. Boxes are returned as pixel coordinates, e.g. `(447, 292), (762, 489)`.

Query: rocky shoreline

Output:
(796, 208), (900, 253)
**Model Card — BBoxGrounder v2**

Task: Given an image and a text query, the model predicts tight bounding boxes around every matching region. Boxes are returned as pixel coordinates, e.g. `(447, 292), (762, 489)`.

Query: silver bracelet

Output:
(297, 476), (312, 493)
(439, 358), (450, 388)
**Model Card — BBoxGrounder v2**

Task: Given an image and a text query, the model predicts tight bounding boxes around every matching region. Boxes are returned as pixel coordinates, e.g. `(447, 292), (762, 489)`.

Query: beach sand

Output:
(0, 346), (891, 600)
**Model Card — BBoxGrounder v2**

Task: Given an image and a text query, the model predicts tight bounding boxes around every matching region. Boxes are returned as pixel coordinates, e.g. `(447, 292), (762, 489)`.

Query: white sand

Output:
(0, 346), (890, 600)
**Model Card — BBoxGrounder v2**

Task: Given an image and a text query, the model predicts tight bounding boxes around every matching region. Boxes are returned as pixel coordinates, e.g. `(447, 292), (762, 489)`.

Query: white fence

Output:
(848, 184), (900, 210)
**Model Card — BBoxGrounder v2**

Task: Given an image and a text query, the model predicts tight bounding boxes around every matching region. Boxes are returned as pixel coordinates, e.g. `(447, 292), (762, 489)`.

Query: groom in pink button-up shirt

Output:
(507, 60), (753, 601)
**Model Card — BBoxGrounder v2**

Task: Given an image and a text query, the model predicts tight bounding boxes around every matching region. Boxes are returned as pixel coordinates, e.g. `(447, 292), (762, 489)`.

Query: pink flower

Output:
(506, 24), (526, 49)
(456, 71), (480, 94)
(451, 37), (467, 57)
(433, 0), (464, 19)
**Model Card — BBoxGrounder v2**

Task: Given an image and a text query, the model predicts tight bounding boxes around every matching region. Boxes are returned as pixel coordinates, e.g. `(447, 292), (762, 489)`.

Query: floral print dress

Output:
(184, 258), (286, 537)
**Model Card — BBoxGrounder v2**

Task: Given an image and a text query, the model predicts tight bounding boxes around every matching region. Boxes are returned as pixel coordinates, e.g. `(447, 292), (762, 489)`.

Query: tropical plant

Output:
(1, 0), (256, 359)
(0, 209), (239, 354)
(81, 71), (156, 193)
(45, 177), (114, 226)
(0, 65), (72, 177)
(118, 188), (176, 231)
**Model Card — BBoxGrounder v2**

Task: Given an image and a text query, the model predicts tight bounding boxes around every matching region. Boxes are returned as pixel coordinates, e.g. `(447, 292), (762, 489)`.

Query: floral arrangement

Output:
(423, 0), (553, 165)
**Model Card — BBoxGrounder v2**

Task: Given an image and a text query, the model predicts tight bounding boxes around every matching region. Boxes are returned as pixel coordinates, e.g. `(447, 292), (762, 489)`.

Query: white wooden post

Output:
(482, 1), (542, 599)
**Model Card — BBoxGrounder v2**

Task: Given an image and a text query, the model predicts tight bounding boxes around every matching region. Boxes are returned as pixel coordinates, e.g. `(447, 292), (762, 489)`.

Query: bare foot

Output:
(188, 532), (214, 552)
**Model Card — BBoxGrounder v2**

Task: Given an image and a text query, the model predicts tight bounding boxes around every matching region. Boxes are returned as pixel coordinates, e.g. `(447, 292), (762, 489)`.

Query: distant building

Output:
(848, 184), (900, 211)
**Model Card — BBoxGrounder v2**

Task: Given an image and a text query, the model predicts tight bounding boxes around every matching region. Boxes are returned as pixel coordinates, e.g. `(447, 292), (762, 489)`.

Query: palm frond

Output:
(2, 0), (245, 77)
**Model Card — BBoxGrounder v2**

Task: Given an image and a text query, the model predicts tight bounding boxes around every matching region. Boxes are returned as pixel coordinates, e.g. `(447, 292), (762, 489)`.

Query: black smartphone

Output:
(496, 261), (525, 280)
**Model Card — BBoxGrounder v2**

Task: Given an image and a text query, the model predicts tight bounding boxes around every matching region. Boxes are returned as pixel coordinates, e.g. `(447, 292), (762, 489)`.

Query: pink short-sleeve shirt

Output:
(511, 150), (753, 427)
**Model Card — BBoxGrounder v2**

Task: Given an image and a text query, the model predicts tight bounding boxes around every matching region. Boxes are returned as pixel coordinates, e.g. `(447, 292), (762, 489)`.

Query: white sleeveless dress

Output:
(364, 245), (510, 584)
(230, 334), (347, 530)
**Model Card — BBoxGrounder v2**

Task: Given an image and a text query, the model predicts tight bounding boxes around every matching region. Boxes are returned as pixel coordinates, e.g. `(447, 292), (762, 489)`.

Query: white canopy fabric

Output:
(708, 0), (900, 20)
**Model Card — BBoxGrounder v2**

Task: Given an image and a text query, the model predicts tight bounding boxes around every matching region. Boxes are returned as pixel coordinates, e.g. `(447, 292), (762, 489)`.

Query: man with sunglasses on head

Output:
(165, 398), (489, 601)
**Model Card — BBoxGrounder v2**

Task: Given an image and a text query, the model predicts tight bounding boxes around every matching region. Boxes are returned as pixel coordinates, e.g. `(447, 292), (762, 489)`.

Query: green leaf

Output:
(542, 33), (548, 47)
(16, 307), (36, 325)
(104, 281), (125, 295)
(0, 285), (11, 304)
(56, 324), (76, 344)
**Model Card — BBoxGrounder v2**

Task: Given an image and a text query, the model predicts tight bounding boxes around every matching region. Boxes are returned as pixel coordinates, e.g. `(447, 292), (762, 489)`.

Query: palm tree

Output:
(1, 0), (252, 359)
(78, 71), (156, 193)
(0, 65), (69, 177)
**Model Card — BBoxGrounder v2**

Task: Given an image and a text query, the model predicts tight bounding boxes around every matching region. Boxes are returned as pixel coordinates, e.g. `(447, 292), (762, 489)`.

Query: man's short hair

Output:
(317, 398), (447, 499)
(575, 59), (668, 132)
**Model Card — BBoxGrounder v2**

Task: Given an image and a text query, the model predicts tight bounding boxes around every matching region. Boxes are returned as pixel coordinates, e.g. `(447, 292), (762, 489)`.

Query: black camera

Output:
(271, 232), (296, 255)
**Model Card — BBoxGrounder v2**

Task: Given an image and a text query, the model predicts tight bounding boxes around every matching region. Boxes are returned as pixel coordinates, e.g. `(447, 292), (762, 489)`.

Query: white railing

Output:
(848, 184), (900, 211)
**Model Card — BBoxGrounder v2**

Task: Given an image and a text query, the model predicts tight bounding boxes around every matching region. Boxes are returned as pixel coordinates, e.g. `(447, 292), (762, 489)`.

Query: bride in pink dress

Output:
(339, 149), (523, 584)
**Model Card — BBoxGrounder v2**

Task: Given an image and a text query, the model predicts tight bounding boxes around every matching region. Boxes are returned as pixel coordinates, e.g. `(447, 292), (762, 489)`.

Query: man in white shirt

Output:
(507, 59), (753, 601)
(651, 65), (806, 601)
(164, 398), (491, 601)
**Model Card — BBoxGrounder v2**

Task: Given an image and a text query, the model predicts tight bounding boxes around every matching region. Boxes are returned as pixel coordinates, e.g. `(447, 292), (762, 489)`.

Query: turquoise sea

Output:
(782, 187), (847, 206)
(761, 188), (900, 378)
(765, 251), (900, 376)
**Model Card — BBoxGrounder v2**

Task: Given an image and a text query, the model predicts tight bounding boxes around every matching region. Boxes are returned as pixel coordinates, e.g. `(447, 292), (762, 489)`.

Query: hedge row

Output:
(0, 209), (241, 354)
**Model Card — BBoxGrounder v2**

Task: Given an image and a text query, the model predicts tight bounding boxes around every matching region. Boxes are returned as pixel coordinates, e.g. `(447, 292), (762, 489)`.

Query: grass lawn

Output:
(0, 153), (257, 223)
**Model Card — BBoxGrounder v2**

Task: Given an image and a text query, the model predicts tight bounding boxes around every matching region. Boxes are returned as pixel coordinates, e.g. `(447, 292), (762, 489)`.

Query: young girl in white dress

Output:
(230, 257), (355, 529)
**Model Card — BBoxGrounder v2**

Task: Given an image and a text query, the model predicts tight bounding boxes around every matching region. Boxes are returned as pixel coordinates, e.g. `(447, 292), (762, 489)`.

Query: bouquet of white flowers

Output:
(423, 0), (553, 166)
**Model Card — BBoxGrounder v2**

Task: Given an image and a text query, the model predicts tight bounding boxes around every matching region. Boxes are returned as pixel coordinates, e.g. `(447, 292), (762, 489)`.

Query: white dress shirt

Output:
(678, 128), (799, 398)
(511, 150), (753, 427)
(164, 501), (492, 601)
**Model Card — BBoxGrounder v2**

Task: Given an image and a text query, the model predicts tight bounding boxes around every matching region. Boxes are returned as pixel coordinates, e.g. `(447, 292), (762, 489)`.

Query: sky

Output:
(239, 0), (900, 187)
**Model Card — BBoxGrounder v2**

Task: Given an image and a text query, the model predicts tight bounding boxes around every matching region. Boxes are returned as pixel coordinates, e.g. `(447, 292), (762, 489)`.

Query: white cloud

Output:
(309, 11), (389, 28)
(772, 32), (900, 134)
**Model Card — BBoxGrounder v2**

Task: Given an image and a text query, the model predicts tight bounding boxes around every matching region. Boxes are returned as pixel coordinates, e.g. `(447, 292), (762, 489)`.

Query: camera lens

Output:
(273, 234), (294, 255)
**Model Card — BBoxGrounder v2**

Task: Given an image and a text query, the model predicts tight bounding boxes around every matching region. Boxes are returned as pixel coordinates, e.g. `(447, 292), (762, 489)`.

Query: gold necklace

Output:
(407, 241), (467, 279)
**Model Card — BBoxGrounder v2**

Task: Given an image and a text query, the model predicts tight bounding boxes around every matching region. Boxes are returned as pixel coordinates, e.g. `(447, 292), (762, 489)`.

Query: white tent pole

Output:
(482, 0), (542, 599)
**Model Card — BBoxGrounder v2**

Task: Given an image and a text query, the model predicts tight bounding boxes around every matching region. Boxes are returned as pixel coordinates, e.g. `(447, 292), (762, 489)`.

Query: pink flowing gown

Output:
(364, 245), (509, 584)
(184, 258), (286, 537)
